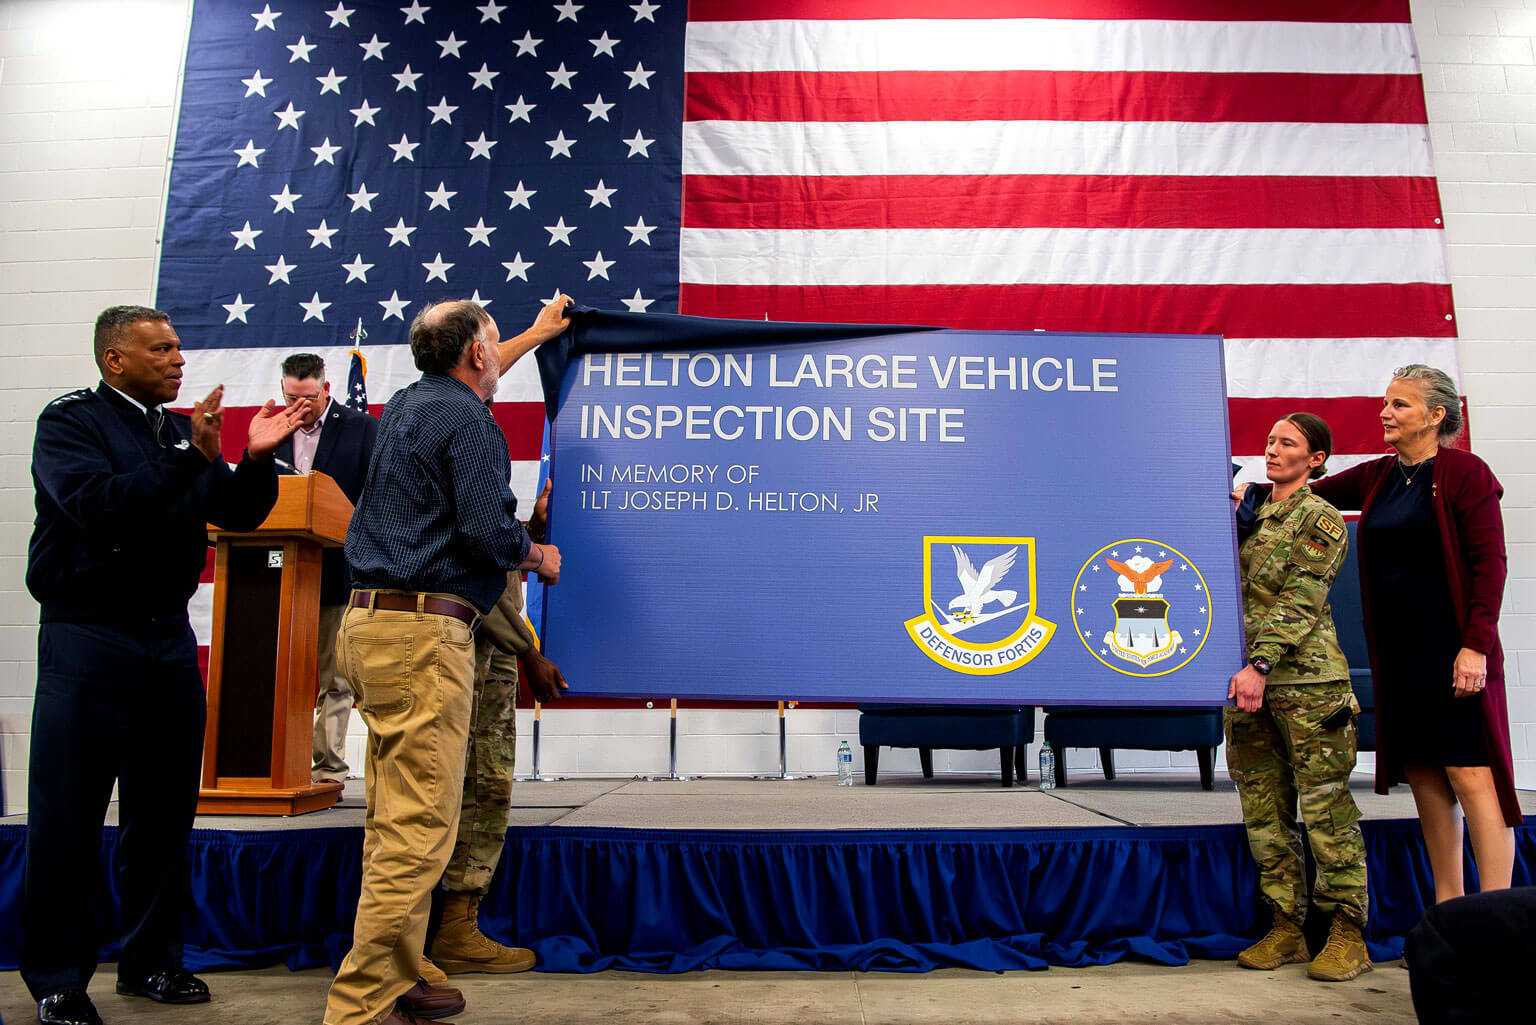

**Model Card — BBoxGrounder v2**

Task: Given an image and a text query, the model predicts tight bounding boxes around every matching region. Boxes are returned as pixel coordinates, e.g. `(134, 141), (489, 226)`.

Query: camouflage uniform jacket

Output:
(1240, 485), (1350, 685)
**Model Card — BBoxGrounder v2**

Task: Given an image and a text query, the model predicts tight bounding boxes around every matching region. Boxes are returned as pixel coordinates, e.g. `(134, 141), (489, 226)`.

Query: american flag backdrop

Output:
(159, 0), (1455, 647)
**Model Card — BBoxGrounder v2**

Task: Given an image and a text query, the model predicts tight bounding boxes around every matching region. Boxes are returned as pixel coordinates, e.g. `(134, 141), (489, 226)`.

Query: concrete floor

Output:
(0, 959), (1417, 1025)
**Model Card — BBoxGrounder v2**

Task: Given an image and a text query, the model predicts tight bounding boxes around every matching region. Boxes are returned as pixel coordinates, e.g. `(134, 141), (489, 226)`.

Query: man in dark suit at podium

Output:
(272, 353), (380, 785)
(23, 305), (305, 1025)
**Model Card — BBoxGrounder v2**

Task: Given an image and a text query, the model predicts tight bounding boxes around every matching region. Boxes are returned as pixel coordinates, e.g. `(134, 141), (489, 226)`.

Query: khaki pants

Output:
(323, 599), (477, 1025)
(312, 603), (351, 782)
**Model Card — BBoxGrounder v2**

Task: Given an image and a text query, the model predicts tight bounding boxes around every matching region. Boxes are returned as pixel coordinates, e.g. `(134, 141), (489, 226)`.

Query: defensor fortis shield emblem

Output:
(903, 536), (1056, 676)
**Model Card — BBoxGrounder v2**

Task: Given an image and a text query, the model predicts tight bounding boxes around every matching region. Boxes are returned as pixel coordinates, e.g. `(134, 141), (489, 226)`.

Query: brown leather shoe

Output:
(379, 999), (456, 1025)
(396, 979), (466, 1020)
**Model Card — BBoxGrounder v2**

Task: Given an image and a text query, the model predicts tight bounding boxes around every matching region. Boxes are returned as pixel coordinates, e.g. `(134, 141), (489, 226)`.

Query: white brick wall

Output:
(0, 0), (1532, 814)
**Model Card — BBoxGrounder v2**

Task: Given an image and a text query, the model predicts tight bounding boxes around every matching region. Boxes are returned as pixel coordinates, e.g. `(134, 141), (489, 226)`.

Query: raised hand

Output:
(246, 397), (308, 460)
(190, 385), (225, 461)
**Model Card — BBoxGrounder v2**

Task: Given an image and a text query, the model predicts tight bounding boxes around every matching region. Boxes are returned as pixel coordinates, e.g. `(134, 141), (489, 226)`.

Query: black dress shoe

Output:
(37, 990), (103, 1025)
(115, 966), (211, 1004)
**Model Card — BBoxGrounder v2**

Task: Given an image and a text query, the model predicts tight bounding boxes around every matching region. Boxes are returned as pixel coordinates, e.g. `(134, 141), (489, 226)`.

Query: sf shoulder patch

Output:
(1315, 517), (1345, 544)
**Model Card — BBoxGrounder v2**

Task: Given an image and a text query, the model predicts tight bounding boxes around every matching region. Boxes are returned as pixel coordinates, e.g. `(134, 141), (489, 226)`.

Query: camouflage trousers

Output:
(1225, 679), (1368, 926)
(441, 638), (519, 896)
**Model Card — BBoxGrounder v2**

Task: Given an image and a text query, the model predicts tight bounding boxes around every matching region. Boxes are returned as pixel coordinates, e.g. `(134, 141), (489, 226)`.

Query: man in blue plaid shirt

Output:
(327, 296), (569, 1025)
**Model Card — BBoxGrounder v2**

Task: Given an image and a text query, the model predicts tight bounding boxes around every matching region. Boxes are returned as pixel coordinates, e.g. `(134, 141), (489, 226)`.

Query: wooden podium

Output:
(198, 472), (353, 815)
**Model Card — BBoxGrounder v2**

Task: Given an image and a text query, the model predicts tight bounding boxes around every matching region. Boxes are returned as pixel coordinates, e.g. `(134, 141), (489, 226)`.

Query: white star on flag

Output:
(233, 140), (264, 167)
(310, 138), (341, 165)
(468, 289), (493, 307)
(325, 4), (354, 28)
(316, 68), (347, 94)
(287, 36), (315, 63)
(544, 217), (576, 245)
(270, 185), (301, 213)
(583, 251), (614, 280)
(393, 65), (422, 91)
(350, 99), (380, 126)
(342, 254), (374, 282)
(385, 218), (417, 246)
(222, 294), (253, 323)
(513, 31), (540, 56)
(264, 255), (295, 284)
(231, 221), (262, 249)
(424, 182), (456, 210)
(242, 70), (272, 97)
(625, 216), (655, 245)
(583, 94), (614, 121)
(299, 292), (331, 322)
(505, 96), (536, 122)
(621, 289), (653, 312)
(546, 131), (576, 158)
(360, 34), (388, 60)
(306, 219), (338, 248)
(466, 132), (497, 159)
(273, 102), (305, 130)
(630, 1), (658, 22)
(251, 4), (280, 31)
(478, 1), (506, 22)
(554, 2), (583, 23)
(402, 1), (429, 26)
(504, 182), (535, 209)
(589, 32), (619, 57)
(585, 180), (616, 207)
(623, 131), (653, 157)
(469, 63), (499, 89)
(427, 97), (457, 123)
(347, 182), (378, 212)
(502, 253), (534, 281)
(547, 63), (576, 89)
(378, 290), (410, 320)
(437, 32), (466, 58)
(465, 219), (496, 246)
(388, 134), (419, 161)
(422, 253), (454, 282)
(624, 61), (654, 89)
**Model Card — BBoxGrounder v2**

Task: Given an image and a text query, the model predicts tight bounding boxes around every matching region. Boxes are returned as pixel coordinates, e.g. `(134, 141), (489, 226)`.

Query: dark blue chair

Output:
(857, 705), (1035, 787)
(1042, 705), (1222, 790)
(1331, 520), (1375, 750)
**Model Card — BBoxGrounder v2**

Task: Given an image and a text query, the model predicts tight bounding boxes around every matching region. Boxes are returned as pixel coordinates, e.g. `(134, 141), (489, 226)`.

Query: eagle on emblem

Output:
(1105, 558), (1174, 595)
(949, 545), (1020, 619)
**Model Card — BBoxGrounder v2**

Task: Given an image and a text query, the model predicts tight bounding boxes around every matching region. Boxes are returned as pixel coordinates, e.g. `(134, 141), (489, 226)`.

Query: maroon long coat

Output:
(1310, 447), (1520, 827)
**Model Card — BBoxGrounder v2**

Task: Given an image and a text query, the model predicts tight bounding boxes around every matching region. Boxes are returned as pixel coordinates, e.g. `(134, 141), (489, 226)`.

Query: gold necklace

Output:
(1397, 455), (1432, 487)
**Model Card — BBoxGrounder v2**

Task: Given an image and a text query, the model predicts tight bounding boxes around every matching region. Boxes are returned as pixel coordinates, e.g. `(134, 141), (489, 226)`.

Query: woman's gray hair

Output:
(1391, 364), (1463, 440)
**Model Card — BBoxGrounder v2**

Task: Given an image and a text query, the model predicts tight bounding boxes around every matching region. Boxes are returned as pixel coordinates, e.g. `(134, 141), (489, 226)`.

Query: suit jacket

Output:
(1310, 447), (1519, 826)
(275, 400), (380, 605)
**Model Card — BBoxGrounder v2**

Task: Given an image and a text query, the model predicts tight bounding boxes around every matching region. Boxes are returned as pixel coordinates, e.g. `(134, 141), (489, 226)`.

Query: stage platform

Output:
(2, 773), (1533, 980)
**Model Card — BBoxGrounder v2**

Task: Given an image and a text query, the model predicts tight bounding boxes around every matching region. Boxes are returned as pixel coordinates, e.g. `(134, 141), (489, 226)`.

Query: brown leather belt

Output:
(350, 590), (477, 625)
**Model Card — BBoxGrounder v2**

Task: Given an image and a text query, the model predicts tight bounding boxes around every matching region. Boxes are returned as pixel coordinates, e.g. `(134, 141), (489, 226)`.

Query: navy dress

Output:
(1360, 458), (1488, 767)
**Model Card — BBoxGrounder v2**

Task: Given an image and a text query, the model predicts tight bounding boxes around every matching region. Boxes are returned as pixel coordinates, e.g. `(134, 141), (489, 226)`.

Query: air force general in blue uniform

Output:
(22, 306), (305, 1025)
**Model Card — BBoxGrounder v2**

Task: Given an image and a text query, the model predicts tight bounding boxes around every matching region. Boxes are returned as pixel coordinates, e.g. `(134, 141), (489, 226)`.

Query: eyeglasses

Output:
(281, 392), (326, 405)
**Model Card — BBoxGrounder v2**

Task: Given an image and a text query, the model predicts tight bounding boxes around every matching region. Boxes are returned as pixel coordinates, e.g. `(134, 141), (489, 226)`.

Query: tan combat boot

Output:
(418, 955), (449, 986)
(1308, 915), (1372, 982)
(1237, 910), (1309, 970)
(429, 893), (536, 974)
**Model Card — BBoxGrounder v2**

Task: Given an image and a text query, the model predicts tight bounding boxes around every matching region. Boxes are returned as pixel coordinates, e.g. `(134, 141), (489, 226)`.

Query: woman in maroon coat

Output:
(1308, 365), (1518, 902)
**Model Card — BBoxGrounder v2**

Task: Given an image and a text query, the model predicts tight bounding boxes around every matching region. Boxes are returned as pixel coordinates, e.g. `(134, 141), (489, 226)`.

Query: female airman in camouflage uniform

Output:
(1228, 413), (1370, 982)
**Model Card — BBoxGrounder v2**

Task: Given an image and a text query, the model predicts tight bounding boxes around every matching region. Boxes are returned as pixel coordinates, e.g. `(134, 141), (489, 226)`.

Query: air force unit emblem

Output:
(904, 536), (1056, 675)
(1071, 540), (1213, 678)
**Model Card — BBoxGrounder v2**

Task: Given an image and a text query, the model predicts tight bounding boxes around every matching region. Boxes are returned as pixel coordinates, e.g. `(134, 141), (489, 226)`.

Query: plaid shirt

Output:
(345, 373), (530, 614)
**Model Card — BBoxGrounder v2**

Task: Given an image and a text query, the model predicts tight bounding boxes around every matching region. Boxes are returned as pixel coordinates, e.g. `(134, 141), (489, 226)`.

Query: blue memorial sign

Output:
(541, 326), (1243, 705)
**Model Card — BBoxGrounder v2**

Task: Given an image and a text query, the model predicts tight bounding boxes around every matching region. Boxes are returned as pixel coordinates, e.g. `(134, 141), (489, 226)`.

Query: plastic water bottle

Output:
(1038, 742), (1056, 790)
(837, 740), (854, 786)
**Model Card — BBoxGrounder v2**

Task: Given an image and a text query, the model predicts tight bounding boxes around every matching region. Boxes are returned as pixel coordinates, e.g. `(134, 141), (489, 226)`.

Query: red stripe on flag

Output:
(193, 402), (547, 464)
(684, 71), (1427, 124)
(1229, 396), (1388, 453)
(679, 283), (1455, 339)
(687, 0), (1409, 23)
(683, 175), (1444, 230)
